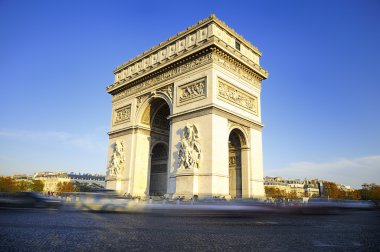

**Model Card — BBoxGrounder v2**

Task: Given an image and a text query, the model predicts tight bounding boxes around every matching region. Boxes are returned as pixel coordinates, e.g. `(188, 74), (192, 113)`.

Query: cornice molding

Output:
(108, 125), (170, 139)
(110, 47), (213, 100)
(108, 46), (266, 100)
(108, 14), (268, 92)
(113, 14), (262, 74)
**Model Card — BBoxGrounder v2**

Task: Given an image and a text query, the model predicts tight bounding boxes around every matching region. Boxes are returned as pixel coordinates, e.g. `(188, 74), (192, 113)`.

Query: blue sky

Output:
(0, 0), (379, 188)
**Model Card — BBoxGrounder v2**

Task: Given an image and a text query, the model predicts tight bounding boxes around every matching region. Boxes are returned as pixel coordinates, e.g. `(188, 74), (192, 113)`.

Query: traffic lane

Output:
(0, 208), (379, 251)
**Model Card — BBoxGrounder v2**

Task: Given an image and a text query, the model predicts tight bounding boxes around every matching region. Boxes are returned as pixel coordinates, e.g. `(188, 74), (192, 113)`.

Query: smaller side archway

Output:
(228, 128), (249, 198)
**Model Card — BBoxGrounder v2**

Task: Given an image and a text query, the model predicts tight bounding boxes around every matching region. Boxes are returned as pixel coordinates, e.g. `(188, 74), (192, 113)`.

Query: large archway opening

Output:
(228, 129), (245, 198)
(143, 98), (170, 196)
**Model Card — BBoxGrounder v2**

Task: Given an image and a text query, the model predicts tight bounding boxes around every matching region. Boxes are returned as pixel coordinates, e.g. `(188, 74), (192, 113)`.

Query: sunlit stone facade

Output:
(105, 14), (268, 199)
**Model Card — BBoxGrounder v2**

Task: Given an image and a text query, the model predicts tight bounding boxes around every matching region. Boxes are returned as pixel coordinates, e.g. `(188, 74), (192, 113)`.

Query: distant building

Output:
(337, 184), (353, 192)
(12, 174), (33, 182)
(287, 179), (306, 197)
(264, 177), (321, 197)
(33, 172), (105, 193)
(263, 177), (290, 193)
(303, 179), (321, 197)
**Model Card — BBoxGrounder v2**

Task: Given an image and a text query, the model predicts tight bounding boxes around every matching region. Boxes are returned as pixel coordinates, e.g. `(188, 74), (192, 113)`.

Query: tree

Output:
(30, 180), (44, 192)
(56, 181), (75, 193)
(16, 180), (30, 191)
(73, 181), (104, 192)
(368, 184), (380, 200)
(360, 183), (380, 200)
(346, 190), (361, 200)
(322, 182), (340, 198)
(265, 187), (286, 199)
(286, 191), (299, 200)
(0, 177), (16, 192)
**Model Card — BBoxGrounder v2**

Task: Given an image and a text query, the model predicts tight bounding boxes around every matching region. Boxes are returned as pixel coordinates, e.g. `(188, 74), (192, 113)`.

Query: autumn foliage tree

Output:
(322, 182), (341, 198)
(0, 177), (44, 192)
(287, 191), (299, 200)
(56, 181), (75, 194)
(322, 181), (363, 200)
(16, 180), (30, 191)
(265, 187), (287, 199)
(0, 177), (17, 192)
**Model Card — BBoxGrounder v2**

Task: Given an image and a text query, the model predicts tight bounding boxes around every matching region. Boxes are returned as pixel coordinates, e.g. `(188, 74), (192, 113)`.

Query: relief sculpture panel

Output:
(178, 124), (201, 170)
(177, 77), (207, 106)
(108, 140), (125, 178)
(113, 105), (131, 125)
(217, 78), (258, 116)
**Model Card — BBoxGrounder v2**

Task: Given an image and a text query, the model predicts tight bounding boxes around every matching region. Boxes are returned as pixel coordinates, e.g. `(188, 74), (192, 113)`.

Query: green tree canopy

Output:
(30, 180), (44, 192)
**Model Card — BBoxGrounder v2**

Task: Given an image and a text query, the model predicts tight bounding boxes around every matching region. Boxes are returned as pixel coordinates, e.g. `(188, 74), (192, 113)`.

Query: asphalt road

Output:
(0, 207), (379, 251)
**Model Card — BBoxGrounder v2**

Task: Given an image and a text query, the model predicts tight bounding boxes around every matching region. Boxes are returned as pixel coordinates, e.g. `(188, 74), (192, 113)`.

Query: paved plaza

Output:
(1, 207), (379, 251)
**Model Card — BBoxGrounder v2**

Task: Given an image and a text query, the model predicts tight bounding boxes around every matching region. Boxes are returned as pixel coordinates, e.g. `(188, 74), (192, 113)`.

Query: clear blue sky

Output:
(1, 0), (379, 188)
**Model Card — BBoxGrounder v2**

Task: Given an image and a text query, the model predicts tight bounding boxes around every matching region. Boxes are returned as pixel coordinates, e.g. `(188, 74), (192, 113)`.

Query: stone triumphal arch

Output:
(105, 14), (268, 198)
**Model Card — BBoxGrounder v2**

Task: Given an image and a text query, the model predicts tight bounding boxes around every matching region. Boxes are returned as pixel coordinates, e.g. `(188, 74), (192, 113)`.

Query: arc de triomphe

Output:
(105, 14), (268, 199)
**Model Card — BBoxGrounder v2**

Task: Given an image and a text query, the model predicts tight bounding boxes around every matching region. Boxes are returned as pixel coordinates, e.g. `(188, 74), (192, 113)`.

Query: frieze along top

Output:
(107, 14), (268, 94)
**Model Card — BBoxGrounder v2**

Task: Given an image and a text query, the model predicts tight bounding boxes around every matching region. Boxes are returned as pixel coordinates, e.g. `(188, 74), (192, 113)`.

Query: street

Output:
(1, 207), (379, 251)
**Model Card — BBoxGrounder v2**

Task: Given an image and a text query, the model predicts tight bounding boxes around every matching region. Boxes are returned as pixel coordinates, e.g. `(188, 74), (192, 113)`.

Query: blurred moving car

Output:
(307, 198), (376, 209)
(0, 192), (62, 209)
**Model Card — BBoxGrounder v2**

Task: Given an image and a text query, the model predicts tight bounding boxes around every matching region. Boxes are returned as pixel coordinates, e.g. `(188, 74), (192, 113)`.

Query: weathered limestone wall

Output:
(249, 127), (266, 198)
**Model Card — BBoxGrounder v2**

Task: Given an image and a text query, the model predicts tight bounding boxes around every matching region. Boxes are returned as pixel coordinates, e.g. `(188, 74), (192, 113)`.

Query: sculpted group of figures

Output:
(108, 124), (201, 177)
(178, 124), (201, 170)
(180, 81), (205, 102)
(108, 140), (125, 177)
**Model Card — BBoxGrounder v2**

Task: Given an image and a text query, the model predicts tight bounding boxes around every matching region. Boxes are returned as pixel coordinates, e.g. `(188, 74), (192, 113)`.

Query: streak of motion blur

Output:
(0, 192), (62, 209)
